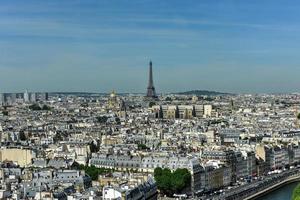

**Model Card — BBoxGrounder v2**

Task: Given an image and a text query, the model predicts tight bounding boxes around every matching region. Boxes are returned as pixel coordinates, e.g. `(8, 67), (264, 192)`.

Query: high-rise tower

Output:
(24, 90), (29, 103)
(146, 61), (157, 98)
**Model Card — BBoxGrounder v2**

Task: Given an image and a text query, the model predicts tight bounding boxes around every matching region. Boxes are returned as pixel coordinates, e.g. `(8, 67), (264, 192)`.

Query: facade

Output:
(151, 104), (216, 119)
(289, 144), (300, 164)
(273, 145), (289, 169)
(204, 105), (213, 117)
(194, 105), (204, 118)
(256, 144), (289, 172)
(90, 154), (194, 173)
(189, 159), (203, 195)
(0, 148), (34, 167)
(178, 105), (194, 119)
(219, 129), (242, 145)
(245, 151), (257, 176)
(201, 148), (257, 182)
(199, 163), (232, 192)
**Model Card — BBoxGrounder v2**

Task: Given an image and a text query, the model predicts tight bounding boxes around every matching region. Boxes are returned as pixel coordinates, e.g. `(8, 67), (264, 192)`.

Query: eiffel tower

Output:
(146, 61), (157, 99)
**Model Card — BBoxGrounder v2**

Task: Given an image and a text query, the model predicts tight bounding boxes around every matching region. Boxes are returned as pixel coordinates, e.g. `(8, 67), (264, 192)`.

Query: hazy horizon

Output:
(1, 0), (300, 94)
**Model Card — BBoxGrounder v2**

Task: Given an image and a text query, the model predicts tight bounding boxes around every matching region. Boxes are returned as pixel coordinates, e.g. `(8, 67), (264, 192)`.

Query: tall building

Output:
(0, 93), (3, 106)
(37, 92), (49, 102)
(30, 92), (36, 103)
(24, 90), (29, 103)
(45, 92), (49, 101)
(11, 93), (17, 104)
(146, 61), (157, 99)
(2, 93), (8, 105)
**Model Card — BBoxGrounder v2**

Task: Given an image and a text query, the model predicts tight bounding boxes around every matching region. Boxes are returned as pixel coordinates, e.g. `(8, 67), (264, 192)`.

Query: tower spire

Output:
(146, 60), (157, 98)
(148, 61), (153, 87)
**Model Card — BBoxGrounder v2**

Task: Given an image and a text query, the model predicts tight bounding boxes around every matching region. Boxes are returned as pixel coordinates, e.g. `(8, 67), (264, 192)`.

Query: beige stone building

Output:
(178, 105), (194, 119)
(0, 148), (34, 167)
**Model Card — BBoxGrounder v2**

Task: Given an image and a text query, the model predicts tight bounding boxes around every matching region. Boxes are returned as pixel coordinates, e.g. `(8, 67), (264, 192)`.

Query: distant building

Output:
(256, 144), (289, 172)
(192, 95), (198, 102)
(219, 129), (241, 145)
(194, 105), (204, 118)
(204, 105), (213, 117)
(45, 92), (49, 101)
(30, 92), (36, 103)
(24, 90), (29, 103)
(11, 93), (17, 104)
(198, 162), (232, 192)
(0, 148), (35, 167)
(108, 91), (118, 109)
(178, 105), (194, 119)
(36, 92), (49, 102)
(151, 104), (217, 119)
(0, 93), (3, 105)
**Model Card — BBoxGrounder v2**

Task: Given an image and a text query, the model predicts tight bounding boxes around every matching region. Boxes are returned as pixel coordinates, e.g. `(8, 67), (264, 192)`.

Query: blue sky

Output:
(1, 0), (300, 93)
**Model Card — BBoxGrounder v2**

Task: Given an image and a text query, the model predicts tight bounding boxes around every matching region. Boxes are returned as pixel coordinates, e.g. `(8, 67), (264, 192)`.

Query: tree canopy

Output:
(115, 117), (121, 124)
(292, 183), (300, 200)
(96, 116), (108, 124)
(137, 143), (149, 150)
(165, 97), (172, 101)
(79, 165), (112, 181)
(89, 141), (100, 153)
(149, 101), (156, 108)
(2, 110), (8, 116)
(154, 167), (191, 196)
(19, 131), (26, 141)
(29, 104), (51, 111)
(42, 104), (51, 110)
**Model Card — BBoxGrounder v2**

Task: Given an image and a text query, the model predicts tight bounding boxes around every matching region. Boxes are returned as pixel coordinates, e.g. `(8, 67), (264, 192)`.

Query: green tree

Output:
(19, 131), (26, 141)
(149, 101), (156, 108)
(89, 141), (99, 153)
(29, 104), (42, 110)
(71, 161), (81, 170)
(165, 97), (172, 101)
(154, 167), (191, 196)
(2, 110), (8, 116)
(115, 117), (121, 124)
(53, 133), (63, 143)
(97, 116), (108, 124)
(154, 167), (163, 177)
(137, 143), (149, 150)
(79, 164), (86, 170)
(42, 105), (51, 111)
(205, 97), (214, 101)
(172, 168), (191, 192)
(80, 165), (112, 181)
(292, 183), (300, 200)
(81, 103), (89, 108)
(29, 104), (51, 111)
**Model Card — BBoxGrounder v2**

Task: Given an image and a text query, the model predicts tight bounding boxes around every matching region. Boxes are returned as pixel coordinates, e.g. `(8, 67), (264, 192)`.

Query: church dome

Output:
(110, 91), (116, 98)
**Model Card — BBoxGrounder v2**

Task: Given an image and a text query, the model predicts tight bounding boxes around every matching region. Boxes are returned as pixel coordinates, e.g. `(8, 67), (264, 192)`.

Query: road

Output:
(195, 169), (300, 200)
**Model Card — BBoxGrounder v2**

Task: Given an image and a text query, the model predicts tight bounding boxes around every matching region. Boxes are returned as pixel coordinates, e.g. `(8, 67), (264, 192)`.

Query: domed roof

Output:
(110, 90), (116, 98)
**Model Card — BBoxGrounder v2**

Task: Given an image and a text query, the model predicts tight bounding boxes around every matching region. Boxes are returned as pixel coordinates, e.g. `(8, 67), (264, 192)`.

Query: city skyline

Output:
(1, 1), (300, 93)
